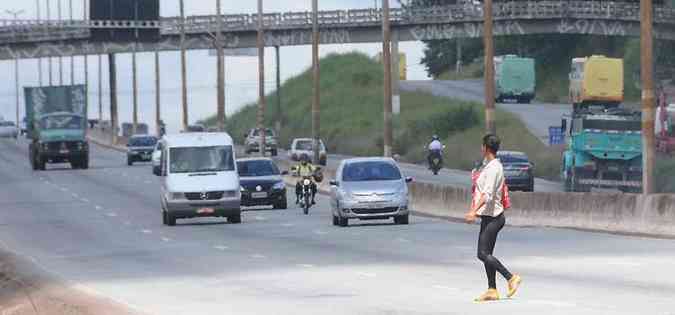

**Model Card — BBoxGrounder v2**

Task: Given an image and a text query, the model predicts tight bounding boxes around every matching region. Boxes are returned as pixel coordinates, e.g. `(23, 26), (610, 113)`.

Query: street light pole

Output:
(312, 0), (321, 164)
(58, 0), (63, 85)
(483, 0), (496, 135)
(216, 0), (226, 132)
(257, 0), (267, 156)
(69, 0), (74, 85)
(179, 0), (189, 132)
(382, 0), (393, 157)
(6, 9), (25, 134)
(36, 0), (43, 86)
(47, 0), (53, 86)
(641, 0), (656, 194)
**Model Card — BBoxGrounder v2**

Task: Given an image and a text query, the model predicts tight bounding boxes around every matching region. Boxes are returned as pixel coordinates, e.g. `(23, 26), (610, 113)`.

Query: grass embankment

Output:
(207, 52), (562, 179)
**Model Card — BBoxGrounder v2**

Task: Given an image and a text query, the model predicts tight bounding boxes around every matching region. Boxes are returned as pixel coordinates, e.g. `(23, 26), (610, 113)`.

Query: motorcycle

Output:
(299, 176), (313, 215)
(428, 149), (444, 175)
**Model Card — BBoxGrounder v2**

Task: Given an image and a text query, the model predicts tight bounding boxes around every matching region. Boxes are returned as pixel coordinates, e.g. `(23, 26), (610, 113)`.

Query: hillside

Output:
(205, 52), (562, 179)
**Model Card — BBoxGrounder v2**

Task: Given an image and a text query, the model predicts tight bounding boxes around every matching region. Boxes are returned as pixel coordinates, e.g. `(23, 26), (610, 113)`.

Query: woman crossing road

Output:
(465, 134), (522, 302)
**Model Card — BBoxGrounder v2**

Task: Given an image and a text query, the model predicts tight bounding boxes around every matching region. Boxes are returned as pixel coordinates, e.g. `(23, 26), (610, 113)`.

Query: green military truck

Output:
(494, 55), (536, 104)
(25, 85), (89, 170)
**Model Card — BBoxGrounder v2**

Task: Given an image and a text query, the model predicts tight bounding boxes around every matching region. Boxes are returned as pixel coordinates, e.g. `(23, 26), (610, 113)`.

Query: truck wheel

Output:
(271, 149), (278, 157)
(394, 214), (409, 225)
(162, 211), (168, 225)
(81, 156), (89, 169)
(332, 215), (339, 226)
(127, 157), (133, 166)
(37, 157), (46, 171)
(167, 213), (176, 226)
(338, 216), (349, 227)
(71, 160), (80, 169)
(229, 214), (242, 224)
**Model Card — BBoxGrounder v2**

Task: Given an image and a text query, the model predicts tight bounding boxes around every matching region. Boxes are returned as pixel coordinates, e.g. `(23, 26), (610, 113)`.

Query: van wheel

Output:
(162, 211), (168, 225)
(332, 215), (339, 226)
(229, 214), (242, 224)
(338, 216), (348, 227)
(167, 213), (176, 226)
(394, 214), (409, 225)
(127, 157), (133, 166)
(274, 200), (288, 210)
(271, 149), (278, 157)
(81, 156), (89, 169)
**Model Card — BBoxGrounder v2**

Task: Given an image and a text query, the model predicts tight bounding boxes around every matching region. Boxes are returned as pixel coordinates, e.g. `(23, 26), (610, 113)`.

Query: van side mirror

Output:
(405, 177), (414, 183)
(329, 180), (338, 186)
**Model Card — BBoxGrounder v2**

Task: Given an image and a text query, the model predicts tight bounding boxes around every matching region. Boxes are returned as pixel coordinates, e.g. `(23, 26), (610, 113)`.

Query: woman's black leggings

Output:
(477, 214), (513, 289)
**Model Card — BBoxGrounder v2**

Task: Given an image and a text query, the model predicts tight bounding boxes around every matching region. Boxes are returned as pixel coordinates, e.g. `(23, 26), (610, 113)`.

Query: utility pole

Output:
(47, 0), (53, 86)
(456, 39), (463, 74)
(132, 43), (138, 136)
(109, 53), (118, 145)
(69, 0), (74, 85)
(58, 0), (63, 85)
(392, 31), (401, 115)
(312, 0), (321, 164)
(98, 54), (102, 123)
(6, 9), (24, 133)
(275, 46), (282, 135)
(641, 0), (656, 194)
(483, 0), (496, 135)
(382, 0), (393, 157)
(180, 0), (189, 132)
(36, 0), (43, 86)
(257, 0), (266, 156)
(155, 50), (161, 137)
(83, 0), (88, 122)
(216, 0), (226, 132)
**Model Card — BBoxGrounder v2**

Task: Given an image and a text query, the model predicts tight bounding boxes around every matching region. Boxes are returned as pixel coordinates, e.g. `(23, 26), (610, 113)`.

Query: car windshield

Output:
(40, 115), (83, 130)
(343, 161), (402, 182)
(169, 145), (234, 174)
(498, 154), (529, 164)
(295, 140), (325, 151)
(237, 160), (280, 177)
(253, 129), (275, 137)
(129, 137), (157, 147)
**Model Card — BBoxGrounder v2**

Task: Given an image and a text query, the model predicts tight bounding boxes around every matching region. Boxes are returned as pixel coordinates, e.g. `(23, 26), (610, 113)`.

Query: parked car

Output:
(126, 135), (158, 166)
(498, 151), (535, 192)
(186, 124), (206, 133)
(0, 121), (19, 139)
(244, 128), (278, 156)
(237, 158), (288, 209)
(288, 138), (327, 166)
(330, 157), (413, 227)
(155, 133), (241, 226)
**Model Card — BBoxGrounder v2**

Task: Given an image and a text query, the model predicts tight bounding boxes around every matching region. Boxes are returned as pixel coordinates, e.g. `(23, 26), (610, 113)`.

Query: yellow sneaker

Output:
(507, 274), (522, 298)
(474, 289), (500, 302)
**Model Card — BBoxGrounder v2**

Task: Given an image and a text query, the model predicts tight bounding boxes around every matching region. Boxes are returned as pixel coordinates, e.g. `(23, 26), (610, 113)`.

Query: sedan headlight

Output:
(170, 192), (185, 200)
(273, 181), (286, 190)
(240, 186), (246, 192)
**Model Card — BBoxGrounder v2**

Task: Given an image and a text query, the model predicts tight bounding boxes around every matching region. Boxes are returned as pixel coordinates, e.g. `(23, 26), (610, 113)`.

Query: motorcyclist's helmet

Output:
(432, 135), (440, 141)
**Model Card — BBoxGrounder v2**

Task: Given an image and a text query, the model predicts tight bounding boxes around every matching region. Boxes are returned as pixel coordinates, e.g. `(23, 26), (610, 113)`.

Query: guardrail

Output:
(0, 1), (673, 44)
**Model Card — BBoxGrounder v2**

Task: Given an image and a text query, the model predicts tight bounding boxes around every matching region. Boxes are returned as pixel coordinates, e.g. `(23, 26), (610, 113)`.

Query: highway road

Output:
(400, 80), (571, 145)
(1, 138), (674, 315)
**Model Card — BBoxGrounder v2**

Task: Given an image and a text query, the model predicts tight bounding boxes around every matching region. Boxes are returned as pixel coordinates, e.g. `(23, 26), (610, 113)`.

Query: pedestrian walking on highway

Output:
(465, 134), (522, 302)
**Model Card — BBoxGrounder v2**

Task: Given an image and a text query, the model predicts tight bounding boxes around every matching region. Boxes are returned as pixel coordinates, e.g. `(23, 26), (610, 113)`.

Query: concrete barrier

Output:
(409, 181), (675, 237)
(87, 128), (128, 152)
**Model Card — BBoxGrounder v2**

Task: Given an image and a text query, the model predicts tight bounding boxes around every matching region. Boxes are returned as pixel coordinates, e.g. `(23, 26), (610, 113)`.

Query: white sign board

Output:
(208, 48), (258, 57)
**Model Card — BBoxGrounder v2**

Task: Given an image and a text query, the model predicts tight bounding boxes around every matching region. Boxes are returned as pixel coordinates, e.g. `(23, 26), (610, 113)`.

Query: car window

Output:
(129, 137), (158, 147)
(295, 140), (325, 151)
(343, 161), (402, 182)
(253, 129), (275, 137)
(497, 154), (529, 164)
(237, 160), (280, 177)
(169, 145), (235, 174)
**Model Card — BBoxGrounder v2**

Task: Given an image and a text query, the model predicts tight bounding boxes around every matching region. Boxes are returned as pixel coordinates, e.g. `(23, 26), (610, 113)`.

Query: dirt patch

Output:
(0, 250), (139, 315)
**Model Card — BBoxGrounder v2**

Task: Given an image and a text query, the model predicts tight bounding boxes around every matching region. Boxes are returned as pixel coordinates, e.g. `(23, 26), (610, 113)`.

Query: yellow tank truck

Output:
(569, 55), (623, 110)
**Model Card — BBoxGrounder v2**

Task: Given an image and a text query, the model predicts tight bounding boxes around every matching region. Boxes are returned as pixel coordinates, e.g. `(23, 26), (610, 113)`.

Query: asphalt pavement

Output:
(1, 138), (673, 314)
(400, 80), (571, 145)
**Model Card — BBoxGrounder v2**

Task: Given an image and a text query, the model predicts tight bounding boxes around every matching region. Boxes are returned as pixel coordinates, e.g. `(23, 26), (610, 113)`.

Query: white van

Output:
(155, 133), (241, 226)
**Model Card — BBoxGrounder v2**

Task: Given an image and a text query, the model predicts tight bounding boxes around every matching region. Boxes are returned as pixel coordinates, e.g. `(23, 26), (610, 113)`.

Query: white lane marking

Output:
(71, 193), (79, 198)
(432, 285), (460, 291)
(607, 261), (642, 267)
(105, 212), (118, 217)
(313, 229), (328, 235)
(124, 221), (131, 226)
(80, 198), (90, 203)
(356, 272), (377, 278)
(161, 237), (171, 242)
(255, 215), (266, 221)
(144, 180), (152, 184)
(297, 264), (315, 268)
(251, 254), (267, 259)
(214, 245), (229, 251)
(141, 229), (152, 234)
(397, 237), (411, 243)
(94, 205), (103, 210)
(60, 187), (69, 192)
(281, 223), (295, 227)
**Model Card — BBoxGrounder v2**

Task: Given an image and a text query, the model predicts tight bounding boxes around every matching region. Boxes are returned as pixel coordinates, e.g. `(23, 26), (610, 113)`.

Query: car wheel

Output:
(127, 157), (133, 166)
(332, 215), (339, 226)
(338, 216), (348, 227)
(162, 211), (168, 225)
(81, 156), (89, 170)
(394, 214), (409, 225)
(167, 213), (176, 226)
(274, 199), (288, 210)
(271, 149), (278, 157)
(71, 160), (80, 169)
(38, 158), (46, 171)
(229, 214), (242, 224)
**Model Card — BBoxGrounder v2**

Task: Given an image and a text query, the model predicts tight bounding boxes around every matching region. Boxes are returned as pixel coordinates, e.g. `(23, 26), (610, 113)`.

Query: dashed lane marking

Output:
(432, 285), (460, 291)
(356, 272), (377, 278)
(161, 237), (171, 242)
(71, 193), (79, 198)
(251, 254), (267, 259)
(80, 198), (90, 203)
(214, 245), (229, 251)
(297, 264), (315, 268)
(281, 223), (295, 227)
(105, 212), (118, 217)
(141, 229), (152, 234)
(60, 187), (68, 192)
(397, 237), (411, 243)
(255, 216), (266, 221)
(94, 205), (103, 210)
(313, 230), (328, 235)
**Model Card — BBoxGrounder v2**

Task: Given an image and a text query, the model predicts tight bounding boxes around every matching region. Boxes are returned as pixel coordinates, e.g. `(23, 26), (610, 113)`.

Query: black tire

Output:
(433, 169), (439, 175)
(127, 157), (133, 166)
(338, 216), (348, 227)
(229, 213), (242, 224)
(394, 214), (409, 225)
(31, 151), (38, 171)
(71, 160), (80, 169)
(162, 211), (168, 225)
(332, 215), (339, 226)
(167, 213), (176, 226)
(81, 156), (89, 169)
(271, 149), (278, 157)
(274, 199), (288, 210)
(38, 157), (46, 171)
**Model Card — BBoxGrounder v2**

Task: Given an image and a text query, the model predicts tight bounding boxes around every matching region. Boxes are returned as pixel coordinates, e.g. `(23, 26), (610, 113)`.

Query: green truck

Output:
(494, 55), (536, 104)
(25, 85), (89, 170)
(561, 107), (642, 193)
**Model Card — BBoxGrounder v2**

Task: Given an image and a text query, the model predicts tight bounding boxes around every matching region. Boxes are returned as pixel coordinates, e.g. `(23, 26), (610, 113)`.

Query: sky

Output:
(0, 0), (429, 134)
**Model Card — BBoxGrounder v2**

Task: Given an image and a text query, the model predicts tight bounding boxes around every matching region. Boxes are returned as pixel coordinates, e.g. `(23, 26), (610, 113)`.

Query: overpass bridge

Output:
(0, 1), (674, 60)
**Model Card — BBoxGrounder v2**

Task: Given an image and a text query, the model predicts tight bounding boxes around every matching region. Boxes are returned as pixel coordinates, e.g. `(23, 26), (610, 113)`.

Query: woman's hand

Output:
(464, 210), (478, 223)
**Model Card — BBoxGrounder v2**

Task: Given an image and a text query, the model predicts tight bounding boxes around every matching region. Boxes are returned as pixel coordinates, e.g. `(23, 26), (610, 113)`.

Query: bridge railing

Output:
(0, 1), (674, 44)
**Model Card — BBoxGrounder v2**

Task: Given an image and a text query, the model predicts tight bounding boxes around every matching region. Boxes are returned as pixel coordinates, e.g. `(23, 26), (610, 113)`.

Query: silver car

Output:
(0, 121), (19, 138)
(329, 157), (413, 227)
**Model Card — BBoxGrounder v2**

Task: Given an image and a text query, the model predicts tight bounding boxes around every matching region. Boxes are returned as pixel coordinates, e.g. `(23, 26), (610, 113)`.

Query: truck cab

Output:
(494, 55), (536, 104)
(30, 112), (89, 170)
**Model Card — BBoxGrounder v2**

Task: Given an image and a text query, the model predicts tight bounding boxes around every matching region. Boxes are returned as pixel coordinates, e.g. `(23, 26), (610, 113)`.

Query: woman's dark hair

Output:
(482, 134), (500, 155)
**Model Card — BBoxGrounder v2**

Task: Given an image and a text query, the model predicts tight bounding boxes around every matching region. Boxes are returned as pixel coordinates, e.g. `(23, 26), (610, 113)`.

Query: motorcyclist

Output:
(427, 135), (444, 169)
(295, 154), (318, 205)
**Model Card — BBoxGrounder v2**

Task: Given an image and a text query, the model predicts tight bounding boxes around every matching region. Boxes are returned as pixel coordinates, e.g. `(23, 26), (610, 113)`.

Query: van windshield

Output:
(169, 145), (235, 174)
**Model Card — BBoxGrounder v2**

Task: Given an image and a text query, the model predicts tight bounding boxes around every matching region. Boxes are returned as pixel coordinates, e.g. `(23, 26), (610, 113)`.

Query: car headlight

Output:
(170, 192), (185, 200)
(240, 186), (246, 192)
(273, 181), (286, 190)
